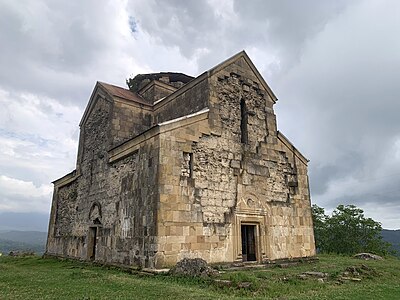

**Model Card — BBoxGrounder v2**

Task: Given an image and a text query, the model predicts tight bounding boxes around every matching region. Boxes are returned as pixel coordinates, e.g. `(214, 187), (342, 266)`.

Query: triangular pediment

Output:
(79, 82), (150, 127)
(207, 51), (278, 103)
(79, 82), (111, 127)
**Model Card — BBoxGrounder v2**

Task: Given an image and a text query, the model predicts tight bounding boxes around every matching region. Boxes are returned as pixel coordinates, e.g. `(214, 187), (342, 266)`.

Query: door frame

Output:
(233, 214), (266, 263)
(241, 223), (257, 262)
(87, 226), (99, 260)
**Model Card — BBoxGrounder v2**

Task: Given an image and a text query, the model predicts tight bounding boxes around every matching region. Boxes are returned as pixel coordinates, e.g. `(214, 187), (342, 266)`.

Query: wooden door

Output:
(241, 225), (256, 262)
(87, 227), (97, 260)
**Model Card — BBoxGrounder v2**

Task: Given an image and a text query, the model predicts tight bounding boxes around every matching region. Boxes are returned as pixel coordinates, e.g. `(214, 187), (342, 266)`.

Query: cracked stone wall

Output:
(47, 96), (113, 259)
(54, 181), (77, 237)
(154, 57), (315, 265)
(192, 135), (238, 224)
(206, 58), (314, 260)
(47, 95), (159, 268)
(47, 55), (315, 268)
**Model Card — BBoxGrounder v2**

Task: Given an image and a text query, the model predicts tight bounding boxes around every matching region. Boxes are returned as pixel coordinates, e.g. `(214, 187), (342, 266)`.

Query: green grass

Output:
(0, 254), (399, 299)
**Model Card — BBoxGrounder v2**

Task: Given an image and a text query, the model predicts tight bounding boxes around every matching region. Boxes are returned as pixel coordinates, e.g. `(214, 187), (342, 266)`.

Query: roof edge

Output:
(79, 82), (110, 127)
(153, 72), (209, 110)
(109, 109), (209, 163)
(138, 79), (178, 95)
(52, 169), (79, 187)
(207, 50), (278, 103)
(277, 131), (309, 165)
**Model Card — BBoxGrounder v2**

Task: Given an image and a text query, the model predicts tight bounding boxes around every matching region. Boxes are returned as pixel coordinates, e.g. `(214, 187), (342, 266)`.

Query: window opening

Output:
(240, 99), (248, 144)
(181, 152), (193, 178)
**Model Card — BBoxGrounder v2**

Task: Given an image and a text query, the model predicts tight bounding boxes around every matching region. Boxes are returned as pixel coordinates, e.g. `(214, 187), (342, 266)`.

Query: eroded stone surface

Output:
(46, 52), (316, 269)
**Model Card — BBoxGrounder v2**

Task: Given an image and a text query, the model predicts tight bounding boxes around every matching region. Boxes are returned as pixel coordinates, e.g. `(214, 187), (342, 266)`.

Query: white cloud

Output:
(270, 0), (400, 228)
(0, 175), (52, 197)
(0, 88), (81, 182)
(0, 175), (52, 213)
(0, 0), (399, 230)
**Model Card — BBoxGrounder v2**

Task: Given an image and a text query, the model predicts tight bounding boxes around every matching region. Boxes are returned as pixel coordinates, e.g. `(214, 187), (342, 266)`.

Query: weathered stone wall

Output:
(101, 140), (159, 268)
(47, 96), (160, 268)
(54, 181), (77, 237)
(46, 180), (81, 257)
(155, 114), (212, 267)
(110, 99), (152, 147)
(154, 77), (209, 124)
(204, 57), (315, 261)
(262, 139), (314, 259)
(47, 96), (113, 258)
(154, 57), (315, 266)
(47, 53), (315, 269)
(139, 81), (177, 103)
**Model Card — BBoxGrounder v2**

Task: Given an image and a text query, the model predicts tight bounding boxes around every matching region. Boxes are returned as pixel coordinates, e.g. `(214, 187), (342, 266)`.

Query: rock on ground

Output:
(8, 251), (36, 257)
(353, 253), (383, 260)
(169, 258), (218, 277)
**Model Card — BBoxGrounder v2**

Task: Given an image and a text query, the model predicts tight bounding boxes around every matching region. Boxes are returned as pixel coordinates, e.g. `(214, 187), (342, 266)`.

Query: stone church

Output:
(46, 51), (316, 268)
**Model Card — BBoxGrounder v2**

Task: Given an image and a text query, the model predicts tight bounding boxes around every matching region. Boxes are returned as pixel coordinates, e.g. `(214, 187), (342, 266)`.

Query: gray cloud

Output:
(130, 0), (400, 228)
(0, 0), (399, 229)
(129, 0), (352, 76)
(273, 0), (400, 224)
(0, 0), (198, 228)
(0, 1), (145, 105)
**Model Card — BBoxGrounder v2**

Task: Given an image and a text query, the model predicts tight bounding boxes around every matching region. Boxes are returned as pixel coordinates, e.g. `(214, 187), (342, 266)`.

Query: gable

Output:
(79, 82), (151, 127)
(79, 83), (112, 127)
(208, 51), (277, 103)
(138, 80), (177, 104)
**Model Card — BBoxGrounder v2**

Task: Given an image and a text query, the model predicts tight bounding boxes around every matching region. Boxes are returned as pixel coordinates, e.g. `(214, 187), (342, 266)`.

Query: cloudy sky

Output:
(0, 0), (399, 231)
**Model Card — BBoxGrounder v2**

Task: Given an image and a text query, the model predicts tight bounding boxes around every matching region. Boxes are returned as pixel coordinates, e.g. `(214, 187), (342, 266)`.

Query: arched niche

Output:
(89, 202), (102, 225)
(236, 192), (270, 215)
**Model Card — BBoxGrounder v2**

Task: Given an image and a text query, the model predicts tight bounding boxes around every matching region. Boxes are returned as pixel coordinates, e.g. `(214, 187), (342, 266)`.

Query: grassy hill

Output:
(0, 231), (47, 254)
(0, 254), (399, 299)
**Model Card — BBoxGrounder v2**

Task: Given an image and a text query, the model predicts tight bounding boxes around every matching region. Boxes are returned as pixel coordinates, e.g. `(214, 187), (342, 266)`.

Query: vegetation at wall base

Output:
(1, 254), (400, 299)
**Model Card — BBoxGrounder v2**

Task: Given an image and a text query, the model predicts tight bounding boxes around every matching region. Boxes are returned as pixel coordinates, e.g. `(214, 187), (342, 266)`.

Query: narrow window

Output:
(188, 153), (193, 178)
(181, 152), (193, 178)
(240, 99), (248, 144)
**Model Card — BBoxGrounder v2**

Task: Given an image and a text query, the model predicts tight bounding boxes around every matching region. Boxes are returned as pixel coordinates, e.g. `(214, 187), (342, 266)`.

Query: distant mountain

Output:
(0, 231), (47, 254)
(0, 212), (49, 232)
(381, 229), (400, 256)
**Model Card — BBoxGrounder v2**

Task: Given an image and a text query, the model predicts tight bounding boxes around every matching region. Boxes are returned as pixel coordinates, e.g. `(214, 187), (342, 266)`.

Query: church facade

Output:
(46, 51), (316, 268)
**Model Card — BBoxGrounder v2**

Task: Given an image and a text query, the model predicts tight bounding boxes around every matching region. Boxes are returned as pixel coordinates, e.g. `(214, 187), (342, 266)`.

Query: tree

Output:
(312, 204), (391, 256)
(311, 204), (328, 251)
